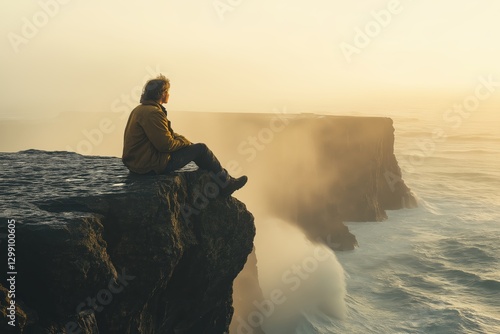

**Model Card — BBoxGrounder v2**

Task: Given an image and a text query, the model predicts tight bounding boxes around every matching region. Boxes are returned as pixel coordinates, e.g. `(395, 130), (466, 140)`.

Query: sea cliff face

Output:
(0, 150), (255, 333)
(258, 116), (417, 249)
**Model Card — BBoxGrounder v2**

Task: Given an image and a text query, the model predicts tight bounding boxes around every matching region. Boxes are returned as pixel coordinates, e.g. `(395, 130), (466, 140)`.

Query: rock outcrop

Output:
(257, 115), (417, 250)
(0, 150), (255, 333)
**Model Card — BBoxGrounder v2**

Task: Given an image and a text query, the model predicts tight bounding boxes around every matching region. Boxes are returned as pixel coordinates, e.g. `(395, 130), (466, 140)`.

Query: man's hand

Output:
(174, 133), (192, 145)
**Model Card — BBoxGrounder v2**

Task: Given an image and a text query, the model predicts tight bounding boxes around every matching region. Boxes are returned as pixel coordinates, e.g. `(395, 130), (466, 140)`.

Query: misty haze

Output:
(1, 1), (500, 333)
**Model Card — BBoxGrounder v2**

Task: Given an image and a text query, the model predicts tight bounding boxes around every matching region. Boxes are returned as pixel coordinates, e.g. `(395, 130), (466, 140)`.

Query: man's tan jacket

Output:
(122, 100), (190, 174)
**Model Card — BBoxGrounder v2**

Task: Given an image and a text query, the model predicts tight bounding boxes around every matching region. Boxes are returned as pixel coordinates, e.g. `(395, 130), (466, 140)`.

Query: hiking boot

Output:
(219, 175), (248, 197)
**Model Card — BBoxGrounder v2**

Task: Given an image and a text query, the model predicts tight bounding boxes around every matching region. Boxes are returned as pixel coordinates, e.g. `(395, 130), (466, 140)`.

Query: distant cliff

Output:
(0, 150), (255, 333)
(176, 113), (417, 251)
(257, 115), (417, 250)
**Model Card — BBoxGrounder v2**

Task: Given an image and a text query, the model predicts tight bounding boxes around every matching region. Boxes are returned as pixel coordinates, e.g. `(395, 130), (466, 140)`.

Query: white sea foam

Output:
(254, 217), (347, 333)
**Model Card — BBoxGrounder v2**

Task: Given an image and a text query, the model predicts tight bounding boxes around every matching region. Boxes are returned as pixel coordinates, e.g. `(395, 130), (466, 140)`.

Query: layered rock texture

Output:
(0, 150), (255, 333)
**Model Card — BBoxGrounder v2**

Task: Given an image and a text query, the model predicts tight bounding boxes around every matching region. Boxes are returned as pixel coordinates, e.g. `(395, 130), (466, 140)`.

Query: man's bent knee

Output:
(193, 143), (209, 153)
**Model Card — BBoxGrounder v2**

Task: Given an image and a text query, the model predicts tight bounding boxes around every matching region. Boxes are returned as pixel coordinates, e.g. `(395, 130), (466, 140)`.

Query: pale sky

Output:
(1, 0), (500, 119)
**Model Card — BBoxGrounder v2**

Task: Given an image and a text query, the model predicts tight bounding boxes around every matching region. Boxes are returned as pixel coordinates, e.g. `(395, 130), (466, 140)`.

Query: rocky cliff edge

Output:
(0, 150), (255, 333)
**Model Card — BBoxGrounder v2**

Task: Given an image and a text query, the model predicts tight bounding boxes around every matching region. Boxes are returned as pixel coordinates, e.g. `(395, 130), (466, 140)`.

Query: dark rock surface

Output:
(0, 150), (255, 333)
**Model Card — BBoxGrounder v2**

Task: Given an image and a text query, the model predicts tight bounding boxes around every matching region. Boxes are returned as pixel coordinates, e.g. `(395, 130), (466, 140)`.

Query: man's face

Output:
(161, 90), (170, 104)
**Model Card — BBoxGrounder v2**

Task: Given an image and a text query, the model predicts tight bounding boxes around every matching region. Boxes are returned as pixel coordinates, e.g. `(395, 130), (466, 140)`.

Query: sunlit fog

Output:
(1, 0), (500, 120)
(2, 1), (500, 333)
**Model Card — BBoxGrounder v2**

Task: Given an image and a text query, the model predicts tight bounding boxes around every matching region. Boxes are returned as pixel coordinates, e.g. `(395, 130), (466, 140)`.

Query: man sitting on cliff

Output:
(122, 74), (247, 196)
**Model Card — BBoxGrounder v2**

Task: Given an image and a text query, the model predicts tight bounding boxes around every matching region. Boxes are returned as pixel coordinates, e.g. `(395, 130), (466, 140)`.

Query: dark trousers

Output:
(163, 143), (224, 174)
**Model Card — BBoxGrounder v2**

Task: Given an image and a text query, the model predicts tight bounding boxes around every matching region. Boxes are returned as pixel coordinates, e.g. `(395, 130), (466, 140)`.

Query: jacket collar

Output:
(141, 99), (167, 115)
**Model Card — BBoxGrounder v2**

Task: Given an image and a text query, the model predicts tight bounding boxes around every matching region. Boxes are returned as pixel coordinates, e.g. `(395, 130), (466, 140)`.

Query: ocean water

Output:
(256, 115), (500, 334)
(322, 116), (500, 334)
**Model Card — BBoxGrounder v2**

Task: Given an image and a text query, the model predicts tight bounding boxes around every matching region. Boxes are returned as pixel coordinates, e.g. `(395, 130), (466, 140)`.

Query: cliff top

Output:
(1, 150), (195, 223)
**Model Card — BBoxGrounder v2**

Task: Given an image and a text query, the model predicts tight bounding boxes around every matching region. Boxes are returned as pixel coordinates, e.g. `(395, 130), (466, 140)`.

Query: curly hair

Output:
(140, 74), (170, 103)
